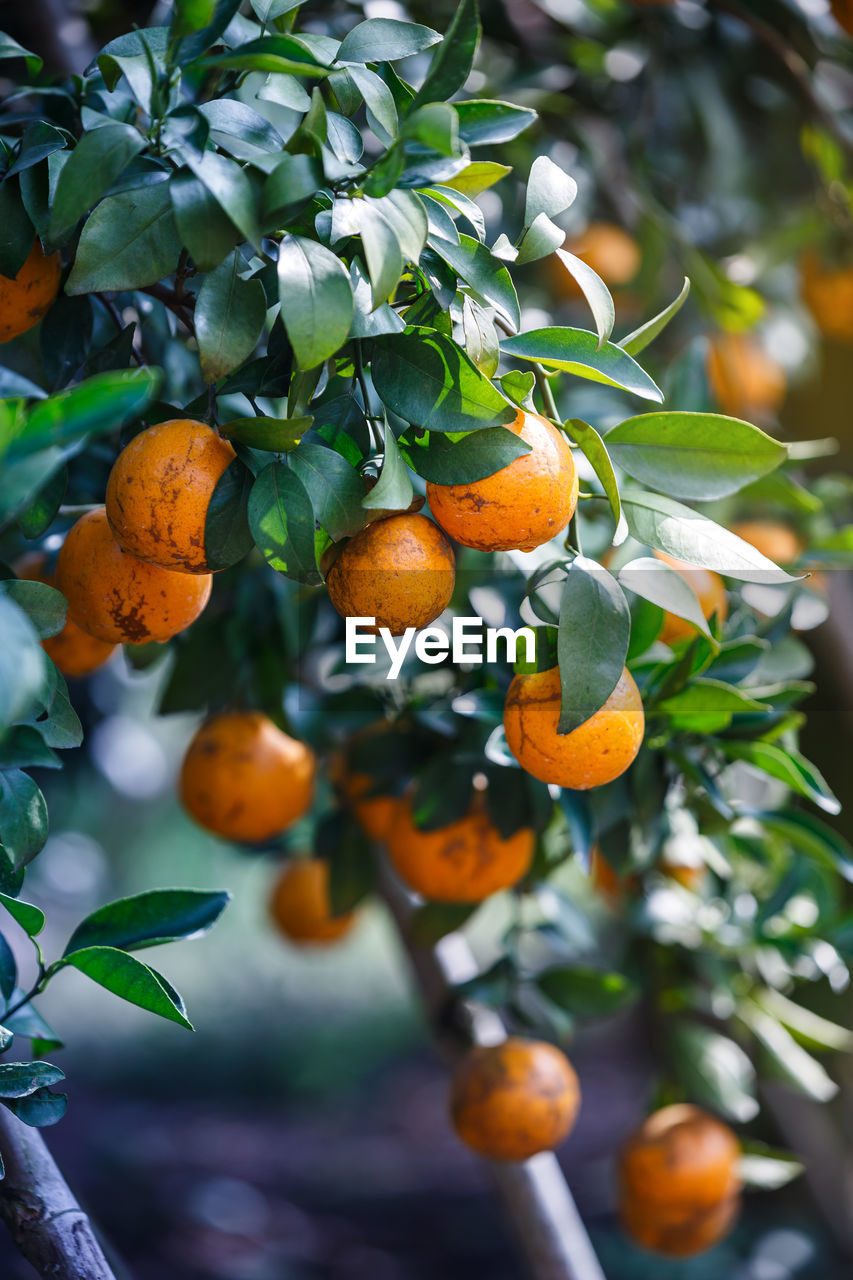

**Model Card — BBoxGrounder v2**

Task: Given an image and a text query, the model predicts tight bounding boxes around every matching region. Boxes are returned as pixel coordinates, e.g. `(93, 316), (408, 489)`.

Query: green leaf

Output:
(170, 170), (241, 272)
(65, 183), (181, 294)
(201, 35), (334, 77)
(739, 1000), (837, 1102)
(501, 329), (662, 402)
(605, 412), (786, 501)
(250, 0), (302, 19)
(290, 441), (365, 541)
(13, 369), (161, 458)
(409, 0), (480, 111)
(442, 161), (511, 198)
(204, 457), (255, 570)
(406, 425), (529, 484)
(4, 1086), (67, 1127)
(59, 947), (193, 1030)
(361, 424), (414, 513)
(0, 893), (44, 938)
(0, 597), (45, 729)
(3, 1000), (62, 1054)
(670, 1023), (758, 1123)
(430, 233), (520, 327)
(618, 556), (711, 639)
(557, 557), (630, 733)
(554, 248), (614, 347)
(564, 418), (622, 529)
(49, 124), (145, 239)
(348, 65), (397, 139)
(461, 296), (499, 378)
(0, 580), (66, 639)
(21, 667), (82, 750)
(721, 740), (840, 815)
(337, 18), (440, 64)
(0, 177), (35, 278)
(0, 1063), (65, 1098)
(0, 32), (42, 75)
(248, 460), (320, 583)
(195, 252), (267, 382)
(537, 966), (637, 1017)
(96, 28), (169, 107)
(17, 467), (67, 540)
(261, 154), (324, 226)
(621, 490), (798, 584)
(371, 329), (514, 432)
(0, 934), (15, 1001)
(277, 235), (354, 369)
(185, 150), (261, 249)
(454, 100), (537, 146)
(220, 416), (309, 451)
(659, 679), (766, 732)
(178, 0), (243, 59)
(403, 103), (460, 156)
(0, 771), (48, 869)
(524, 155), (577, 226)
(64, 888), (230, 956)
(357, 201), (404, 307)
(755, 809), (853, 882)
(409, 901), (479, 944)
(0, 727), (61, 772)
(620, 277), (691, 356)
(6, 123), (67, 180)
(753, 988), (853, 1053)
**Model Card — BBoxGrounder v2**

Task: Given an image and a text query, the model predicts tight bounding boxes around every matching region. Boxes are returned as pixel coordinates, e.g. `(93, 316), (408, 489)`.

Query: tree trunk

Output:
(0, 1108), (117, 1280)
(377, 862), (608, 1280)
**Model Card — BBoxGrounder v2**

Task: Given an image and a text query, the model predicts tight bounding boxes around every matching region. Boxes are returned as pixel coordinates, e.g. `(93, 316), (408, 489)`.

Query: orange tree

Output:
(1, 1), (853, 1275)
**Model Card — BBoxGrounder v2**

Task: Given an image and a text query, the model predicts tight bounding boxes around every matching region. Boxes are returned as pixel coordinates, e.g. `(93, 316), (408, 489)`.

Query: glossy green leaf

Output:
(501, 329), (662, 402)
(13, 369), (161, 458)
(620, 278), (691, 356)
(554, 248), (614, 346)
(405, 425), (529, 484)
(185, 150), (261, 248)
(0, 580), (66, 639)
(361, 424), (413, 513)
(277, 235), (354, 369)
(618, 556), (711, 639)
(564, 418), (622, 529)
(0, 1062), (65, 1098)
(50, 123), (145, 238)
(605, 412), (786, 501)
(454, 99), (537, 146)
(195, 252), (267, 382)
(204, 457), (255, 570)
(220, 416), (309, 451)
(59, 946), (193, 1029)
(0, 770), (48, 869)
(290, 441), (365, 540)
(337, 18), (439, 64)
(537, 966), (637, 1017)
(557, 557), (631, 733)
(409, 0), (479, 111)
(261, 154), (324, 226)
(524, 155), (577, 226)
(64, 888), (229, 956)
(721, 740), (840, 814)
(430, 233), (519, 327)
(248, 460), (320, 582)
(170, 170), (242, 272)
(371, 330), (514, 432)
(66, 183), (182, 294)
(0, 892), (44, 938)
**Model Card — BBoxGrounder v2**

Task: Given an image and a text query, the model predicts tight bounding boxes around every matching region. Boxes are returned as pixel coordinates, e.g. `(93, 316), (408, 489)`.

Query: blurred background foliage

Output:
(2, 0), (853, 1277)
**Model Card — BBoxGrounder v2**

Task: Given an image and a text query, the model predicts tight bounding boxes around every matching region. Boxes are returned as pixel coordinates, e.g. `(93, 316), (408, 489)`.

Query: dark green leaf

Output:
(409, 0), (480, 111)
(371, 329), (514, 432)
(430, 233), (519, 328)
(261, 154), (323, 226)
(0, 32), (42, 75)
(501, 329), (662, 402)
(66, 183), (181, 294)
(170, 170), (241, 272)
(195, 252), (267, 382)
(58, 947), (193, 1029)
(409, 901), (478, 944)
(557, 557), (630, 733)
(0, 771), (47, 869)
(4, 1087), (67, 1127)
(185, 150), (261, 248)
(0, 1062), (64, 1098)
(6, 123), (66, 180)
(248, 460), (320, 583)
(0, 727), (61, 772)
(64, 888), (229, 956)
(290, 441), (364, 540)
(0, 596), (45, 728)
(0, 177), (35, 278)
(454, 100), (537, 146)
(277, 235), (353, 369)
(220, 415), (309, 451)
(405, 425), (529, 484)
(0, 580), (66, 638)
(337, 18), (439, 64)
(0, 893), (44, 938)
(537, 966), (637, 1017)
(204, 457), (255, 570)
(50, 123), (145, 238)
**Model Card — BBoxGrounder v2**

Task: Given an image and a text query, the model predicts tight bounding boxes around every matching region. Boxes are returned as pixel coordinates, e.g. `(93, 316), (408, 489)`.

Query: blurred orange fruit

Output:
(655, 551), (728, 645)
(426, 409), (578, 552)
(557, 222), (640, 298)
(450, 1038), (581, 1161)
(706, 333), (786, 420)
(387, 797), (534, 902)
(269, 858), (355, 945)
(730, 520), (803, 566)
(180, 711), (315, 843)
(56, 508), (212, 644)
(504, 666), (644, 790)
(801, 251), (853, 345)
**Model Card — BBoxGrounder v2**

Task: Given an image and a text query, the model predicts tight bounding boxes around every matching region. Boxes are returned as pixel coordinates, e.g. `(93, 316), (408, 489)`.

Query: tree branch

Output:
(0, 1108), (116, 1280)
(376, 862), (607, 1280)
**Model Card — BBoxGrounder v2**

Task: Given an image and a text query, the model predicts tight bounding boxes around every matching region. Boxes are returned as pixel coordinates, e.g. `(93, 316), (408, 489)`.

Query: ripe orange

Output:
(590, 847), (633, 904)
(180, 711), (315, 844)
(0, 240), (62, 343)
(503, 666), (644, 790)
(14, 552), (115, 679)
(387, 797), (534, 902)
(730, 520), (803, 566)
(801, 251), (853, 345)
(558, 223), (640, 296)
(706, 333), (786, 420)
(655, 551), (728, 645)
(619, 1104), (741, 1256)
(269, 858), (355, 945)
(56, 508), (212, 644)
(325, 512), (455, 636)
(450, 1039), (581, 1161)
(426, 410), (578, 553)
(105, 419), (236, 574)
(831, 0), (853, 38)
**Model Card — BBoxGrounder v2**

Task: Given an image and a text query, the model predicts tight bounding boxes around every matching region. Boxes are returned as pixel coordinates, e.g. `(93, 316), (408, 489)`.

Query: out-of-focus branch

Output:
(377, 861), (607, 1280)
(0, 1107), (117, 1280)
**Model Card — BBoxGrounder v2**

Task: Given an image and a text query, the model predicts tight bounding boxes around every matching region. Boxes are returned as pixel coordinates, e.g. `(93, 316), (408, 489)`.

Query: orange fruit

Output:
(450, 1038), (581, 1161)
(56, 508), (212, 644)
(559, 222), (640, 295)
(180, 711), (315, 844)
(269, 858), (355, 945)
(654, 551), (728, 645)
(503, 666), (644, 790)
(325, 512), (455, 636)
(730, 520), (803, 566)
(330, 724), (402, 843)
(660, 859), (706, 892)
(590, 846), (634, 903)
(426, 410), (578, 553)
(14, 551), (116, 679)
(0, 240), (62, 343)
(801, 251), (853, 345)
(387, 797), (534, 902)
(620, 1187), (740, 1257)
(619, 1104), (741, 1257)
(105, 419), (236, 574)
(831, 0), (853, 38)
(706, 333), (786, 420)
